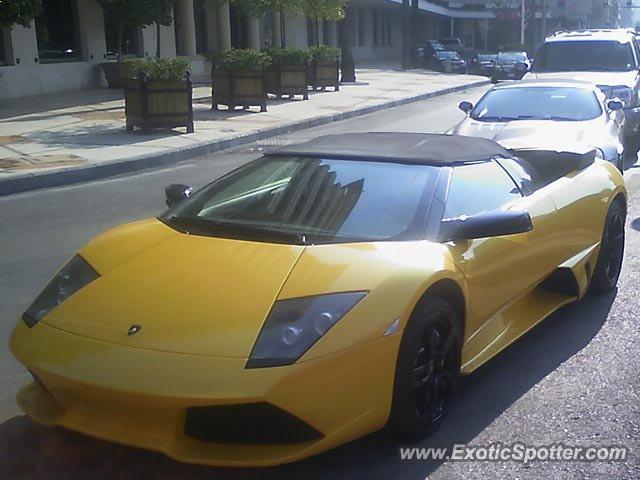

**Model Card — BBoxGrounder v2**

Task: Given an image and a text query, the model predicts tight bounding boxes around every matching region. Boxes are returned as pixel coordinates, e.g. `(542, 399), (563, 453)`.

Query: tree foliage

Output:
(98, 0), (173, 28)
(0, 0), (41, 28)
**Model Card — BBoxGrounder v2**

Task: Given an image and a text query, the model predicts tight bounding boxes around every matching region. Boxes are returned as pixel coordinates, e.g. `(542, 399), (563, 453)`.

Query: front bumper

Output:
(10, 321), (400, 467)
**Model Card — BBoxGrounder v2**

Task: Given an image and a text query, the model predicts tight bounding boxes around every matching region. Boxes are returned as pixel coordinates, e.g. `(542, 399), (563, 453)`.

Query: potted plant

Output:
(123, 57), (194, 133)
(265, 47), (312, 100)
(211, 49), (272, 112)
(98, 0), (173, 88)
(308, 45), (341, 91)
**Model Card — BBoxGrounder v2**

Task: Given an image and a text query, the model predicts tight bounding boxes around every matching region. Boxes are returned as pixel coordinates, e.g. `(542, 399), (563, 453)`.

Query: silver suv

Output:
(525, 29), (640, 157)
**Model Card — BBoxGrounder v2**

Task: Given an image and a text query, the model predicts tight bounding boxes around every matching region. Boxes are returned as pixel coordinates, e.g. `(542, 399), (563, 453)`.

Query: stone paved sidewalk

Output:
(0, 67), (488, 195)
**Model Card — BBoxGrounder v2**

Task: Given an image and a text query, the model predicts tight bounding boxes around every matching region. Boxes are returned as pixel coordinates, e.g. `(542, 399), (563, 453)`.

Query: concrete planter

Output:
(309, 59), (340, 92)
(101, 62), (124, 89)
(265, 62), (309, 100)
(123, 75), (194, 133)
(212, 67), (267, 112)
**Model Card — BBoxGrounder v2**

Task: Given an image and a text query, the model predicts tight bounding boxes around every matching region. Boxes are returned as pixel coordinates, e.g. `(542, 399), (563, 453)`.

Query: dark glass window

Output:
(373, 10), (379, 46)
(322, 20), (330, 45)
(444, 162), (522, 219)
(163, 157), (440, 244)
(35, 0), (81, 63)
(358, 10), (365, 46)
(533, 40), (636, 72)
(0, 30), (8, 65)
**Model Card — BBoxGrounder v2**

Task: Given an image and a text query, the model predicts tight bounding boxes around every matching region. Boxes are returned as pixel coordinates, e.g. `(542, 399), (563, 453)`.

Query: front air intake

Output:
(184, 402), (323, 445)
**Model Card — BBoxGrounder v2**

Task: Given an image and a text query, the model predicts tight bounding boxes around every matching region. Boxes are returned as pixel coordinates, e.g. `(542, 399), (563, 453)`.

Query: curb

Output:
(0, 79), (489, 197)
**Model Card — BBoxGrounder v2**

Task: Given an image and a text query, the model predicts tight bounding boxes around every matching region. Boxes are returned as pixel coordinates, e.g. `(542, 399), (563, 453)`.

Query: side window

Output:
(444, 161), (522, 219)
(632, 38), (640, 68)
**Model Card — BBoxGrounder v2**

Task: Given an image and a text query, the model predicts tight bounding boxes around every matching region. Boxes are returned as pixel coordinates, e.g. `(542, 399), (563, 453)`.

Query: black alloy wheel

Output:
(590, 201), (626, 293)
(388, 297), (461, 440)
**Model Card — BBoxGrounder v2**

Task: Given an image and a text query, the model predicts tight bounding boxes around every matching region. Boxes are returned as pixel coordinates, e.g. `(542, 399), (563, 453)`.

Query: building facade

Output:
(2, 0), (613, 101)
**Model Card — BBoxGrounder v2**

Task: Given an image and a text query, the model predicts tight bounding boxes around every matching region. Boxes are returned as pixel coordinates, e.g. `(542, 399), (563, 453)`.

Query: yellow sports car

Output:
(10, 133), (626, 467)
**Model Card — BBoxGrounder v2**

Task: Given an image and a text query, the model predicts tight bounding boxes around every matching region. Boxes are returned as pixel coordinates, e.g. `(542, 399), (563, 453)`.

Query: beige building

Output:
(0, 0), (494, 100)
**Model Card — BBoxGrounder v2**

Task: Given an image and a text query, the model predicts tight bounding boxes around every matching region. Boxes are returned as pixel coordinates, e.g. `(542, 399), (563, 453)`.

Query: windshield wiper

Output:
(474, 116), (519, 122)
(163, 216), (310, 245)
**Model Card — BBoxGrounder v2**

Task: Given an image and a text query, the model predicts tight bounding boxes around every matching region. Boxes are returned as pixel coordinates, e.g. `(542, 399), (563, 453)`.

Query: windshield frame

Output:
(159, 156), (444, 245)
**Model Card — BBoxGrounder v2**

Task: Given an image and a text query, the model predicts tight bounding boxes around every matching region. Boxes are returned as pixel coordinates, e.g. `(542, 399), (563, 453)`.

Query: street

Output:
(1, 86), (639, 479)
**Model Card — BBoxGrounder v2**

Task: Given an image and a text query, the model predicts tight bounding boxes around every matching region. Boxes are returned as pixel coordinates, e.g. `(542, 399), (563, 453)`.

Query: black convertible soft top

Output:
(266, 132), (511, 165)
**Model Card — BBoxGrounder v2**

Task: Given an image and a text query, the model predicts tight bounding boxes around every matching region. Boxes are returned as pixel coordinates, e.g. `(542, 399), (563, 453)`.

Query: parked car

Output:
(449, 79), (625, 171)
(492, 51), (531, 81)
(525, 28), (640, 157)
(11, 132), (626, 466)
(418, 39), (446, 68)
(440, 37), (464, 54)
(470, 52), (497, 76)
(435, 50), (468, 74)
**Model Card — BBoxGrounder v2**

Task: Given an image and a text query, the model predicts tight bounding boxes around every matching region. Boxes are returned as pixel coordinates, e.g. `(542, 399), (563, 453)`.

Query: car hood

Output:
(39, 220), (455, 359)
(525, 70), (639, 88)
(42, 220), (306, 358)
(450, 118), (607, 151)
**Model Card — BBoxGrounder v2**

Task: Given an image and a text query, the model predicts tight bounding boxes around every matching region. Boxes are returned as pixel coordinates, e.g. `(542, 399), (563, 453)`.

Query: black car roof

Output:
(266, 133), (511, 166)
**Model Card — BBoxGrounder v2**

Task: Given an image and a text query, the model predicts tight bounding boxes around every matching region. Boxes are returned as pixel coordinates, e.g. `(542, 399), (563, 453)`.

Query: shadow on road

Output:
(0, 292), (615, 480)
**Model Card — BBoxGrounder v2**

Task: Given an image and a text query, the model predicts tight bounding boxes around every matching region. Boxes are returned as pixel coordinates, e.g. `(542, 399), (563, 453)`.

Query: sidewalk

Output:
(0, 67), (489, 195)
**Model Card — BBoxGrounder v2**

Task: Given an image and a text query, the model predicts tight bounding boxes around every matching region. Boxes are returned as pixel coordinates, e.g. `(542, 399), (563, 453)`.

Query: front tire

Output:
(590, 201), (626, 293)
(387, 297), (461, 440)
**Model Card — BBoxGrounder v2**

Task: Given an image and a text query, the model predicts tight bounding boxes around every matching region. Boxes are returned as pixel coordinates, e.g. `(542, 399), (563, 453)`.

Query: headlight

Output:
(246, 292), (367, 368)
(594, 148), (606, 161)
(22, 255), (99, 328)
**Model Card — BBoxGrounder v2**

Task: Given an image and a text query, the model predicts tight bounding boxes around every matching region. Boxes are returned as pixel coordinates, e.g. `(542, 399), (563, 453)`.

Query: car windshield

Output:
(498, 52), (526, 63)
(438, 51), (460, 60)
(471, 86), (602, 122)
(533, 41), (635, 72)
(442, 39), (461, 46)
(478, 54), (496, 62)
(161, 157), (440, 244)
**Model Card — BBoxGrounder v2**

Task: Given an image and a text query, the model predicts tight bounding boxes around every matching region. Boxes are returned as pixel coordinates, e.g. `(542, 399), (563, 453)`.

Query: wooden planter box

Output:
(309, 59), (340, 91)
(265, 62), (309, 100)
(101, 62), (124, 89)
(123, 76), (194, 133)
(212, 67), (267, 112)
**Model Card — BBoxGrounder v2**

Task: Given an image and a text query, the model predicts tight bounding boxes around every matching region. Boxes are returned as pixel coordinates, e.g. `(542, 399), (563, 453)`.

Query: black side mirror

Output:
(607, 99), (624, 111)
(165, 183), (193, 208)
(440, 210), (533, 242)
(458, 101), (474, 113)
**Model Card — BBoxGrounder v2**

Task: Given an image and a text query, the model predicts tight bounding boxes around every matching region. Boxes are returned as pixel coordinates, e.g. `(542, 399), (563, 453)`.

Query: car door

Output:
(444, 160), (559, 343)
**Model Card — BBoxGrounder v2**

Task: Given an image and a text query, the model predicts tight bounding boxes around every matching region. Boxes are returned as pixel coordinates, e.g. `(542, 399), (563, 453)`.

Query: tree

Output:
(98, 0), (172, 59)
(302, 0), (347, 46)
(0, 0), (41, 29)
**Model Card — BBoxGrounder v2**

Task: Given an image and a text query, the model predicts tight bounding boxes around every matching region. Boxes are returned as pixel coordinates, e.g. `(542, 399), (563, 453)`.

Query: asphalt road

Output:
(1, 85), (639, 480)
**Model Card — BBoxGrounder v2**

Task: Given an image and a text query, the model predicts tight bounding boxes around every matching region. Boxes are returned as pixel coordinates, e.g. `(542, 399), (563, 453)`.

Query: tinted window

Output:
(471, 87), (602, 122)
(444, 162), (522, 219)
(533, 41), (635, 72)
(477, 54), (496, 62)
(164, 157), (440, 244)
(498, 52), (526, 63)
(438, 51), (460, 60)
(35, 0), (81, 62)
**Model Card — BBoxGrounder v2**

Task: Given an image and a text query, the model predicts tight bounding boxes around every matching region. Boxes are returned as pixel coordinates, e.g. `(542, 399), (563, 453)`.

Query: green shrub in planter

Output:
(264, 48), (313, 100)
(122, 58), (194, 133)
(308, 46), (341, 92)
(210, 49), (271, 112)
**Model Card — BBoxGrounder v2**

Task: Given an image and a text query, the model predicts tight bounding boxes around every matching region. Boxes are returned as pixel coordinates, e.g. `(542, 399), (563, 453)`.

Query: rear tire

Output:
(387, 297), (461, 440)
(590, 201), (626, 293)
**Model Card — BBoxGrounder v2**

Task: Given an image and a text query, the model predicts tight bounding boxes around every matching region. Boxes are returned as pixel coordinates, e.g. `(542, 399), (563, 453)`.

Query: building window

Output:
(386, 14), (392, 45)
(194, 0), (209, 54)
(373, 10), (379, 46)
(358, 9), (365, 47)
(0, 29), (10, 66)
(35, 0), (82, 63)
(322, 19), (331, 45)
(104, 22), (141, 59)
